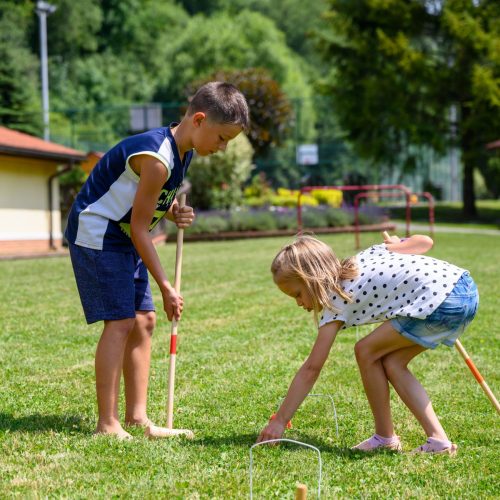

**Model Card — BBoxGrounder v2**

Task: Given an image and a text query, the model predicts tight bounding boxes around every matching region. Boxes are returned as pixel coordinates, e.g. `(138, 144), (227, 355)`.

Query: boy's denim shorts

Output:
(391, 272), (479, 349)
(69, 243), (155, 324)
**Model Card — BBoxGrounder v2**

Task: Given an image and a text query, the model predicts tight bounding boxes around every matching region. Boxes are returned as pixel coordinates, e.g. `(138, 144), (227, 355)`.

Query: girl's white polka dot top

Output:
(319, 244), (467, 329)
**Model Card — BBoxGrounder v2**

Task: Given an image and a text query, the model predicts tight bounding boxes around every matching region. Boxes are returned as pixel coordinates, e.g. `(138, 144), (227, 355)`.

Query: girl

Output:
(257, 233), (479, 454)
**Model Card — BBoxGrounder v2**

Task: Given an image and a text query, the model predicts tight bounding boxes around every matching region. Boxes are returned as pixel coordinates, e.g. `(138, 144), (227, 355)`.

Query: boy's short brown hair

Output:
(187, 82), (250, 131)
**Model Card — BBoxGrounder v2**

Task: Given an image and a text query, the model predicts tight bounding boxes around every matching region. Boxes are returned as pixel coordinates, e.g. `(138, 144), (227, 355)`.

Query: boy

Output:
(65, 82), (249, 439)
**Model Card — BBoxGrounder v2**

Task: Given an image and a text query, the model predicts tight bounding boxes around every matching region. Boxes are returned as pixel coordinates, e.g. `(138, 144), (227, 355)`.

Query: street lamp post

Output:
(35, 1), (57, 141)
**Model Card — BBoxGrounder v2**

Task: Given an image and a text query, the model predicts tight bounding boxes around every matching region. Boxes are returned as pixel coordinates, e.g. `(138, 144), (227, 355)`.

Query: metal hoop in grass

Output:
(249, 439), (322, 499)
(276, 393), (339, 439)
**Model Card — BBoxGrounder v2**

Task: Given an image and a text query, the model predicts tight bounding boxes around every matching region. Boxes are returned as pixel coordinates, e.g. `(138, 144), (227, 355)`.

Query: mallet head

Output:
(145, 423), (194, 440)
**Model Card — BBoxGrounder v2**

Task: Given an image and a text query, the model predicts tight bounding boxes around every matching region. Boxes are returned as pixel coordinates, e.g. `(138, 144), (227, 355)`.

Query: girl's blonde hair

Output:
(271, 235), (359, 322)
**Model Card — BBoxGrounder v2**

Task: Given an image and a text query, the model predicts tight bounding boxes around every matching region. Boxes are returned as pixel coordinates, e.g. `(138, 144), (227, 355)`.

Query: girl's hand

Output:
(162, 285), (184, 321)
(382, 231), (401, 244)
(172, 203), (195, 228)
(383, 232), (433, 254)
(256, 419), (286, 444)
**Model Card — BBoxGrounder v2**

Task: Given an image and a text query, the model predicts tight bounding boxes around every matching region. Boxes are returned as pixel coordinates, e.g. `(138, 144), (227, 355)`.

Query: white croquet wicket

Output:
(249, 439), (322, 499)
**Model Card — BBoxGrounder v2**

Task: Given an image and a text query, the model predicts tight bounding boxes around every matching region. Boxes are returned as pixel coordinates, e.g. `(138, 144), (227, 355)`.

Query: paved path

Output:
(396, 222), (500, 236)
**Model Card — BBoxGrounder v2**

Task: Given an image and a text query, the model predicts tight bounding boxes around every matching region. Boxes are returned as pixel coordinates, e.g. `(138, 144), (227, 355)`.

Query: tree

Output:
(187, 68), (293, 157)
(177, 0), (329, 61)
(317, 0), (500, 217)
(156, 10), (316, 141)
(0, 1), (41, 134)
(47, 0), (189, 148)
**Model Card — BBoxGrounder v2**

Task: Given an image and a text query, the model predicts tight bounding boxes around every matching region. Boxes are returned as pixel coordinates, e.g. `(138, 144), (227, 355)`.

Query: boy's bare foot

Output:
(124, 418), (153, 428)
(94, 423), (133, 440)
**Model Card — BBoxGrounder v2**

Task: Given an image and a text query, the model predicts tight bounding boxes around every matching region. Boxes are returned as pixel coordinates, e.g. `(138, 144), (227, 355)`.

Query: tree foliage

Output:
(1, 0), (499, 213)
(317, 0), (500, 216)
(0, 1), (41, 133)
(156, 9), (315, 141)
(187, 68), (293, 156)
(176, 0), (329, 61)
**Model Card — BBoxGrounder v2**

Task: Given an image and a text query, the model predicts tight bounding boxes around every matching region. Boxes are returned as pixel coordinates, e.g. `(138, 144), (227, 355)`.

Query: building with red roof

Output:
(0, 126), (86, 256)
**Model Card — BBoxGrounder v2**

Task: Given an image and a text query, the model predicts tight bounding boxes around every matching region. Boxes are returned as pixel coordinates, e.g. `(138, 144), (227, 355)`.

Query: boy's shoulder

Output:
(104, 126), (178, 166)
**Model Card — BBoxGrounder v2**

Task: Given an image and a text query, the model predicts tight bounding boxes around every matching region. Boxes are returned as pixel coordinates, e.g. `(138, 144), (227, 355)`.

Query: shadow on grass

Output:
(0, 413), (89, 434)
(185, 432), (390, 460)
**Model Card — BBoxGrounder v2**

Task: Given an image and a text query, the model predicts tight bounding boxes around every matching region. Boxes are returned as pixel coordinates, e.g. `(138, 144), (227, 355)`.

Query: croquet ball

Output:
(269, 413), (292, 429)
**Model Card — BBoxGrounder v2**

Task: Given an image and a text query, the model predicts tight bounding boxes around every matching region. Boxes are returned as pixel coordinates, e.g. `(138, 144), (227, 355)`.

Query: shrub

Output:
(356, 211), (382, 225)
(187, 215), (229, 234)
(188, 133), (254, 210)
(243, 196), (268, 208)
(270, 192), (318, 208)
(301, 209), (328, 228)
(243, 173), (273, 207)
(310, 189), (343, 207)
(228, 211), (278, 231)
(275, 213), (297, 230)
(324, 207), (351, 226)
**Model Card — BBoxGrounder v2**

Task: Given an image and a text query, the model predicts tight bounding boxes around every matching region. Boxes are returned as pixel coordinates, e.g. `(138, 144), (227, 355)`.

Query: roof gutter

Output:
(0, 145), (85, 162)
(48, 162), (74, 250)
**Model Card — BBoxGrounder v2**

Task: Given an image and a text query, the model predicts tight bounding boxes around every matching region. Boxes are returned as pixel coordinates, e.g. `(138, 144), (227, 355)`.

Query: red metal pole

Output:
(405, 193), (411, 237)
(354, 195), (360, 249)
(419, 191), (435, 238)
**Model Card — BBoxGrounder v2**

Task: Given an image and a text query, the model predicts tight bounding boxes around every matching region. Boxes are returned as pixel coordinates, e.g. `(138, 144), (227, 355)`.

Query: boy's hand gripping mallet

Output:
(455, 339), (500, 415)
(145, 193), (194, 439)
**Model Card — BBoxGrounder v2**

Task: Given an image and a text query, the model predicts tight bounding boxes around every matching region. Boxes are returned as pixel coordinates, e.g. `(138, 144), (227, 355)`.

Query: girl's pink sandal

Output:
(411, 437), (458, 455)
(352, 433), (402, 452)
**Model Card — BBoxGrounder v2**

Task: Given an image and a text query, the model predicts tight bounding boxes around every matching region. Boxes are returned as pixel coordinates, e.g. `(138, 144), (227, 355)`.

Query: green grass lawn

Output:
(1, 232), (499, 498)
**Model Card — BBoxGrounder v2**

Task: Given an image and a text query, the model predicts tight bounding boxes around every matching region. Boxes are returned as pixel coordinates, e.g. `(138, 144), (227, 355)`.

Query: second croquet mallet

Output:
(146, 193), (194, 439)
(455, 339), (500, 415)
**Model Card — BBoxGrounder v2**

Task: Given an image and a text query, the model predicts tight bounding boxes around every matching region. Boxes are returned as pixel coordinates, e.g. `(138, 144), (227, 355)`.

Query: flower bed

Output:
(158, 205), (394, 241)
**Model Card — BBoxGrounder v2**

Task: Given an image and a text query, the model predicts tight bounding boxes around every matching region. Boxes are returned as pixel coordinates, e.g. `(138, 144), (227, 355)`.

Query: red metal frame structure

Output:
(352, 190), (435, 249)
(416, 191), (435, 237)
(297, 184), (413, 247)
(353, 191), (407, 249)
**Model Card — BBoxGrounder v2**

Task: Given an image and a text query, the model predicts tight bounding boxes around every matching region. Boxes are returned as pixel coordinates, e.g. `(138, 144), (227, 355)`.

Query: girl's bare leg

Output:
(95, 318), (135, 438)
(382, 345), (449, 440)
(123, 311), (156, 426)
(354, 321), (419, 437)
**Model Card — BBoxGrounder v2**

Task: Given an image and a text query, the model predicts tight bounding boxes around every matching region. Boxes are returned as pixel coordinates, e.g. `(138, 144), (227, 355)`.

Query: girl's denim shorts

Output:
(69, 243), (155, 324)
(391, 272), (479, 349)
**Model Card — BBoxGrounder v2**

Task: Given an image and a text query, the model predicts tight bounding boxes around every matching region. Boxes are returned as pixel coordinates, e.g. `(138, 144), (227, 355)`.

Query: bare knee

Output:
(354, 338), (374, 366)
(382, 355), (407, 379)
(136, 311), (156, 336)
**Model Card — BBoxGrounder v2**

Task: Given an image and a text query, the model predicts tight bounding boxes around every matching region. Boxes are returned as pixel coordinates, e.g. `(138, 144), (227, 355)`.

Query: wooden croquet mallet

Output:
(145, 193), (194, 439)
(295, 483), (307, 500)
(455, 339), (500, 415)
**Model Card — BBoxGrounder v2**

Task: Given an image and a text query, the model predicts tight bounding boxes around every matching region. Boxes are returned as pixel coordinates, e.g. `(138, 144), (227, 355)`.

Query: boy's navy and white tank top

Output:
(319, 244), (467, 329)
(65, 125), (193, 252)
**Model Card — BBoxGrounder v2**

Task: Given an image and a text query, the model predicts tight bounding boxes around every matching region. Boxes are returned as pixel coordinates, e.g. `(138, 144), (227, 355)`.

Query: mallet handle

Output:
(455, 339), (500, 415)
(295, 484), (307, 500)
(167, 193), (186, 428)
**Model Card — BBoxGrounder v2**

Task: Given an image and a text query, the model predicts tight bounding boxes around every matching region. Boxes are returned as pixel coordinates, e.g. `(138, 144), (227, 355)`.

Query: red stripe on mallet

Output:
(465, 358), (483, 384)
(455, 339), (500, 414)
(170, 335), (177, 355)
